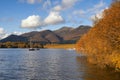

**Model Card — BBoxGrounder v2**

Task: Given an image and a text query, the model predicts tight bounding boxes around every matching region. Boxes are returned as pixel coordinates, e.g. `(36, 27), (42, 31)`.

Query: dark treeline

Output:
(0, 42), (44, 48)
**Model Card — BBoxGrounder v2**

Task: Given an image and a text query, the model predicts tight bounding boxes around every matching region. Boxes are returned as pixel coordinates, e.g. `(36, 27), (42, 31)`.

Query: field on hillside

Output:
(44, 44), (75, 49)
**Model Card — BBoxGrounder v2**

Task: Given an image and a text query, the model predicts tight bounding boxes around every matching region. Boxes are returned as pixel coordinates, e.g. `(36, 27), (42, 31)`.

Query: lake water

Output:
(0, 49), (119, 80)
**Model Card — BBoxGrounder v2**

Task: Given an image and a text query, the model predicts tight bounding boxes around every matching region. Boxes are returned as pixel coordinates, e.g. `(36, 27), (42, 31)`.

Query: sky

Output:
(0, 0), (112, 39)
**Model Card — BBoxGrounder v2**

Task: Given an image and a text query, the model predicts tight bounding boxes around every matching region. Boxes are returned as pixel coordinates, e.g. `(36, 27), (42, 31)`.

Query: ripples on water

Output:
(0, 49), (119, 80)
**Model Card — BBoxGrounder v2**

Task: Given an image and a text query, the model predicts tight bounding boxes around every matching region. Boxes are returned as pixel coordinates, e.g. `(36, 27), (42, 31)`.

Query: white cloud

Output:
(44, 11), (64, 25)
(90, 11), (103, 22)
(43, 0), (51, 9)
(90, 7), (108, 23)
(12, 31), (24, 35)
(72, 0), (106, 24)
(19, 0), (42, 4)
(62, 0), (78, 9)
(53, 0), (80, 12)
(89, 3), (107, 25)
(74, 0), (105, 16)
(0, 32), (25, 40)
(27, 0), (35, 4)
(0, 27), (7, 40)
(90, 6), (109, 23)
(0, 27), (25, 40)
(21, 13), (64, 28)
(87, 0), (105, 14)
(0, 33), (10, 40)
(53, 5), (62, 11)
(73, 10), (85, 15)
(21, 15), (43, 28)
(0, 27), (5, 34)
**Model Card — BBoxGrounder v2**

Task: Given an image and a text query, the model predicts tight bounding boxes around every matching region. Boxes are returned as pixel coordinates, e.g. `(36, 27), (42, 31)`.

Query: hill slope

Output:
(0, 25), (91, 43)
(54, 25), (91, 42)
(0, 35), (28, 42)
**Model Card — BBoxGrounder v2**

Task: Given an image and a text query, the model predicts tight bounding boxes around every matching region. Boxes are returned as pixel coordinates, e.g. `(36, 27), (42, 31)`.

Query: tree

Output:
(76, 1), (120, 71)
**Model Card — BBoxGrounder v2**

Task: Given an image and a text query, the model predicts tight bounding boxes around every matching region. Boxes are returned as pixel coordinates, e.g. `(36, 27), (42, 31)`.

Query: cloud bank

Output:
(0, 27), (24, 40)
(44, 11), (64, 25)
(53, 0), (79, 11)
(20, 0), (108, 28)
(20, 0), (79, 28)
(0, 27), (5, 34)
(73, 0), (106, 25)
(21, 15), (43, 28)
(20, 0), (42, 4)
(21, 12), (64, 28)
(0, 27), (6, 39)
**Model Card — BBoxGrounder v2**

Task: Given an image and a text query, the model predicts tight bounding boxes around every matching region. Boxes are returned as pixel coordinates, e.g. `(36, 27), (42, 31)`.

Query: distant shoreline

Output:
(0, 44), (75, 49)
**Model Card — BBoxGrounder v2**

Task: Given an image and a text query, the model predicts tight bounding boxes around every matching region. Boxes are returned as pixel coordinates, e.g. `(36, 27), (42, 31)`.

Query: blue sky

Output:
(0, 0), (112, 39)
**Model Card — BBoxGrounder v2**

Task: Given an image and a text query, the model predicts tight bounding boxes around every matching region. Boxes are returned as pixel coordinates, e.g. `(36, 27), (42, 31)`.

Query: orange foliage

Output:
(76, 1), (120, 71)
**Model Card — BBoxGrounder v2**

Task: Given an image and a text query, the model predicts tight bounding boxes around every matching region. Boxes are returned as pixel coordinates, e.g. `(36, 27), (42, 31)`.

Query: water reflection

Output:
(0, 49), (120, 80)
(76, 56), (120, 80)
(15, 49), (82, 80)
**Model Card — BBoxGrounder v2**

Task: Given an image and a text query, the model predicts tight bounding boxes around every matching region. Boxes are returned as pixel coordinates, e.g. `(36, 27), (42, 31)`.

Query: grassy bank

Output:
(44, 44), (75, 49)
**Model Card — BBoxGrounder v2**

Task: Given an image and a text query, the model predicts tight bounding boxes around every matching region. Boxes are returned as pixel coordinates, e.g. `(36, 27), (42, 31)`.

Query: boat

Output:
(29, 38), (35, 51)
(29, 48), (35, 51)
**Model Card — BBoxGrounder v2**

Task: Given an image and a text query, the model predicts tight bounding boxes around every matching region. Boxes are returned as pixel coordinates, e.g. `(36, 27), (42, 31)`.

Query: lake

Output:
(0, 49), (119, 80)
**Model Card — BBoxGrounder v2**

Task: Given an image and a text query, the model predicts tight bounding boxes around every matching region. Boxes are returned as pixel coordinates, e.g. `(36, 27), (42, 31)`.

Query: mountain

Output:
(54, 27), (74, 37)
(22, 30), (63, 43)
(0, 35), (28, 42)
(54, 25), (91, 43)
(0, 25), (91, 44)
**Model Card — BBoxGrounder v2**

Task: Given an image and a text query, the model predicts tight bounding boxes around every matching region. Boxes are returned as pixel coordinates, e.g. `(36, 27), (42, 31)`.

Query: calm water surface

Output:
(0, 49), (119, 80)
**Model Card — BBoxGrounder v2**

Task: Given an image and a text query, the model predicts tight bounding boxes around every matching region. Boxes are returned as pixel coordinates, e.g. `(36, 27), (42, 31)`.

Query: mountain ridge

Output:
(0, 25), (91, 44)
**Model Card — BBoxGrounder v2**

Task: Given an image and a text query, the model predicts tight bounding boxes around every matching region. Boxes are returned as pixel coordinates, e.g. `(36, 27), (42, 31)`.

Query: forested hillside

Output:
(76, 1), (120, 71)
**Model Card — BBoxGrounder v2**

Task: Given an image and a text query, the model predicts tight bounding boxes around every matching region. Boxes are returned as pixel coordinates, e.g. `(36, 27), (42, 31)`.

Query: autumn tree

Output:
(76, 1), (120, 71)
